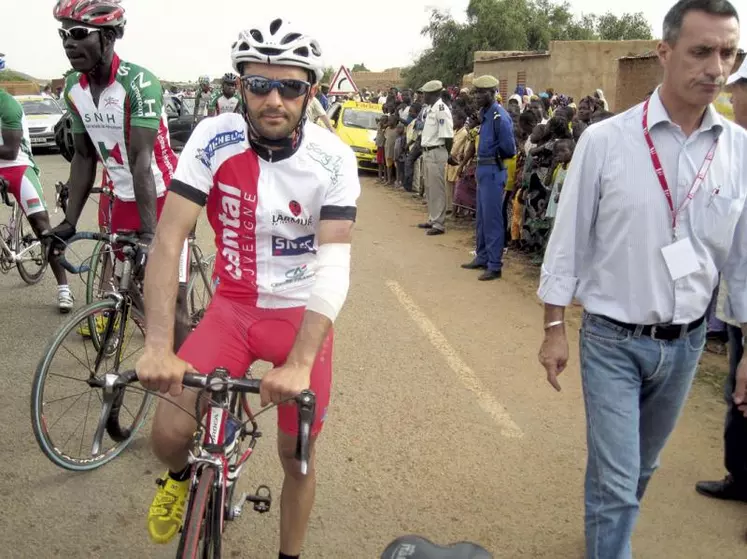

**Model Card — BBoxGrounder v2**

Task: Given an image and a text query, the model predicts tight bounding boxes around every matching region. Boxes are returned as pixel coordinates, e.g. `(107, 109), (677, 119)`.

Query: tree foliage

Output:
(321, 66), (335, 84)
(351, 63), (370, 72)
(403, 0), (653, 89)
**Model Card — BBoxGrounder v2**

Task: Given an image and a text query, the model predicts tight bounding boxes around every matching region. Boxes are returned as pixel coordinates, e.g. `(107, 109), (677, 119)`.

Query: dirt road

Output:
(0, 154), (744, 558)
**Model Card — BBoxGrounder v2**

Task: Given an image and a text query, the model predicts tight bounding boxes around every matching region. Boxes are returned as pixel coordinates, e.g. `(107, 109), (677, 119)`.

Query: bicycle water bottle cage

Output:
(381, 536), (493, 559)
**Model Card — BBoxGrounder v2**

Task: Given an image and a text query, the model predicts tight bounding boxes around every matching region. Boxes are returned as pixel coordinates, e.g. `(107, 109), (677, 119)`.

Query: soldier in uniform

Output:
(417, 80), (454, 235)
(461, 75), (516, 280)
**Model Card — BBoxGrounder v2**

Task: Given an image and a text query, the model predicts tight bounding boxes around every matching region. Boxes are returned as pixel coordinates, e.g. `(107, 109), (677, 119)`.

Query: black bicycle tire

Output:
(178, 467), (217, 559)
(15, 208), (47, 285)
(30, 299), (152, 471)
(186, 252), (215, 328)
(85, 239), (110, 305)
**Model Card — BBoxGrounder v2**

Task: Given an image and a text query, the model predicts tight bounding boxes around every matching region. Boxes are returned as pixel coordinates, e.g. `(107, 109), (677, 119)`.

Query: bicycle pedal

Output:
(246, 485), (272, 513)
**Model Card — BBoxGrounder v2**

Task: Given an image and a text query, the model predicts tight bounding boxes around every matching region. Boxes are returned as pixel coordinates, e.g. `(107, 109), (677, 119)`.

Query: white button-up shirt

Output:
(420, 101), (453, 148)
(538, 88), (747, 325)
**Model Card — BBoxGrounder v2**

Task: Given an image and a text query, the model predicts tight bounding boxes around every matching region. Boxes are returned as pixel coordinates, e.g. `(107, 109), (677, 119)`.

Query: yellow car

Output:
(327, 100), (382, 170)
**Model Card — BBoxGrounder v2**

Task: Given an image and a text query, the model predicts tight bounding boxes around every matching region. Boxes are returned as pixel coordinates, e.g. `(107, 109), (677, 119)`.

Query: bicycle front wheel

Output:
(177, 467), (220, 559)
(30, 298), (152, 471)
(14, 207), (47, 285)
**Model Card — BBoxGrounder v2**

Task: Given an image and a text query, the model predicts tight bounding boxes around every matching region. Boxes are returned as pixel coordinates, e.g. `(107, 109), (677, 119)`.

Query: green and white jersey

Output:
(195, 88), (214, 118)
(63, 54), (178, 201)
(0, 89), (36, 171)
(209, 92), (240, 115)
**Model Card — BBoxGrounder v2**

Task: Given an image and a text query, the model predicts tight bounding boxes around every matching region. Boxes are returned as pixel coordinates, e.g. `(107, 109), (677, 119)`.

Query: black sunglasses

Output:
(58, 26), (101, 41)
(240, 75), (310, 100)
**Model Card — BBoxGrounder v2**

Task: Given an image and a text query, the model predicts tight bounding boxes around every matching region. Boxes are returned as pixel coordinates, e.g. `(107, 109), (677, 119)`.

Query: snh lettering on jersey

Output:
(217, 181), (258, 281)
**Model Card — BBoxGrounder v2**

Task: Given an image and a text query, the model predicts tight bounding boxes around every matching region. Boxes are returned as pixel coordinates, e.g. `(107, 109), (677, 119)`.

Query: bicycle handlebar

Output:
(50, 231), (140, 275)
(115, 369), (316, 474)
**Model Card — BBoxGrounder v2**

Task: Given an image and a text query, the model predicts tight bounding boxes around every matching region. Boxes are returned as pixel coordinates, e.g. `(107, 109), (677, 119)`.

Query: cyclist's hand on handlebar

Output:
(44, 219), (77, 254)
(538, 325), (569, 392)
(134, 233), (154, 271)
(260, 364), (311, 407)
(136, 347), (197, 397)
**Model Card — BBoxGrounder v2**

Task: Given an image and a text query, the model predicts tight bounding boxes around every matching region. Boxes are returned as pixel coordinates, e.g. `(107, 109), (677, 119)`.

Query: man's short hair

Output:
(663, 0), (739, 44)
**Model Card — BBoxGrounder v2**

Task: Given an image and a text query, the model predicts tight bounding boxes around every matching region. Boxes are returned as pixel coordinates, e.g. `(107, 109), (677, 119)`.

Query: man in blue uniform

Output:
(461, 75), (516, 280)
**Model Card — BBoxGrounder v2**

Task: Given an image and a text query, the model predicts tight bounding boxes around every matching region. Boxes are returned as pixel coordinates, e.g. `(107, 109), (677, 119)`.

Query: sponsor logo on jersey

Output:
(98, 141), (124, 165)
(27, 197), (42, 210)
(104, 96), (120, 108)
(217, 181), (253, 281)
(197, 130), (246, 169)
(289, 200), (302, 216)
(272, 234), (316, 256)
(84, 112), (117, 126)
(271, 264), (315, 288)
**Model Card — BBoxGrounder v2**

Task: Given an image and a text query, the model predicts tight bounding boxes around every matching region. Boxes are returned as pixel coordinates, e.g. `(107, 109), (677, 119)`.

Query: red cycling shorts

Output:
(177, 293), (333, 437)
(110, 195), (166, 233)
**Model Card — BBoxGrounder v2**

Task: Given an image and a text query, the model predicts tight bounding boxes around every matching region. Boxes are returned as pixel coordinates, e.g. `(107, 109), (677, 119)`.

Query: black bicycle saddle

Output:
(381, 535), (493, 559)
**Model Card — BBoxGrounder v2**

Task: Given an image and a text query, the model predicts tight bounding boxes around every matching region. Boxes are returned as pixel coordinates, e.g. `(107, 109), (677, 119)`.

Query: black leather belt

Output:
(422, 145), (445, 152)
(596, 314), (705, 341)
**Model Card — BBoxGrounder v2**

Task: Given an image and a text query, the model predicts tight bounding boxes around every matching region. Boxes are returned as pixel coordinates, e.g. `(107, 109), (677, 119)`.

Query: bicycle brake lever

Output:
(91, 373), (121, 456)
(294, 390), (316, 475)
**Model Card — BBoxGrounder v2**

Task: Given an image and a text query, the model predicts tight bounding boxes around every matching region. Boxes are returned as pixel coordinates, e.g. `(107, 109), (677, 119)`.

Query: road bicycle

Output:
(73, 367), (315, 559)
(0, 177), (48, 284)
(31, 230), (153, 470)
(55, 181), (215, 328)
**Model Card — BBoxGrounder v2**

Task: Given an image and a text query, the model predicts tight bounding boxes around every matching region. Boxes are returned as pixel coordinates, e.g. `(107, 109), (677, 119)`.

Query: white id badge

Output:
(661, 237), (700, 280)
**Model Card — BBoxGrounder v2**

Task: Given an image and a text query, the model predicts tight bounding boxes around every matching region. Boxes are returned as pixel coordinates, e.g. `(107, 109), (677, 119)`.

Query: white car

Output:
(14, 95), (66, 150)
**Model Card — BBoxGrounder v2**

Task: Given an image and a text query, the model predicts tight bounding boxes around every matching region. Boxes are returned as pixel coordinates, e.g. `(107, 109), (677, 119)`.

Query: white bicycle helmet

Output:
(230, 18), (324, 84)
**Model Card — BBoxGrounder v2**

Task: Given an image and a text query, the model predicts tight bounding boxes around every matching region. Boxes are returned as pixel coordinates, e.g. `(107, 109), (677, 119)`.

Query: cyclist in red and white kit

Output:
(136, 18), (360, 558)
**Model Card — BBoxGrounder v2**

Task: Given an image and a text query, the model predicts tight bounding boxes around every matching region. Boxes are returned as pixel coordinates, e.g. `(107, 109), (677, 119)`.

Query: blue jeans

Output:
(580, 313), (706, 559)
(475, 165), (506, 272)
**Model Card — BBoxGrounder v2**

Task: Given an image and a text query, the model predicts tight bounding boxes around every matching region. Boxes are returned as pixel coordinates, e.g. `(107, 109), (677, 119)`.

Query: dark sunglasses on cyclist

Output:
(58, 26), (101, 41)
(240, 75), (310, 100)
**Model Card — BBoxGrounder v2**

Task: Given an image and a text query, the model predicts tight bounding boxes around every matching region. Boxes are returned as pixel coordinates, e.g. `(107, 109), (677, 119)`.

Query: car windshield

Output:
(20, 99), (62, 116)
(342, 108), (381, 130)
(182, 98), (195, 113)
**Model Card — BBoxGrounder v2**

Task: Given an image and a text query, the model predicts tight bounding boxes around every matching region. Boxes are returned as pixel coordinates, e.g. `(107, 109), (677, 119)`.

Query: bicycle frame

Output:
(0, 203), (43, 270)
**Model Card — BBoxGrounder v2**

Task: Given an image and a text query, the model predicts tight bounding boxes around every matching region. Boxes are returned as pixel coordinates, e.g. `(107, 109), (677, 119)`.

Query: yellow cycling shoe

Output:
(147, 473), (190, 544)
(77, 315), (108, 338)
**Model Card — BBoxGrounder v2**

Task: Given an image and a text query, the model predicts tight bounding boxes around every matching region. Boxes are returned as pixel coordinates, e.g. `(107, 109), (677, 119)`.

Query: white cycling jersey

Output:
(210, 93), (240, 115)
(63, 54), (178, 201)
(170, 113), (361, 308)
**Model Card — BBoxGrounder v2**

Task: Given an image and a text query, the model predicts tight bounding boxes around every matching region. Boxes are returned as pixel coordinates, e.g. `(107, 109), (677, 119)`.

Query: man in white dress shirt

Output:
(537, 1), (746, 557)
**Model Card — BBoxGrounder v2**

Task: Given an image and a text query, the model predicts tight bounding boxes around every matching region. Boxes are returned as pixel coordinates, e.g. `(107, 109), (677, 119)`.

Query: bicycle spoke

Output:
(57, 392), (93, 449)
(60, 343), (96, 377)
(49, 372), (94, 384)
(44, 390), (90, 405)
(78, 389), (94, 456)
(47, 390), (88, 432)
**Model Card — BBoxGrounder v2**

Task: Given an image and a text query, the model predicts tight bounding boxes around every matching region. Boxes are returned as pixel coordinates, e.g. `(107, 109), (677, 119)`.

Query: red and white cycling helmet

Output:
(53, 0), (126, 38)
(230, 18), (324, 84)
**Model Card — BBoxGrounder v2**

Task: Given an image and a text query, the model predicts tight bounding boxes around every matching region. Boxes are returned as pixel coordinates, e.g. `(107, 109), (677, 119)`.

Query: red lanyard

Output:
(642, 98), (719, 230)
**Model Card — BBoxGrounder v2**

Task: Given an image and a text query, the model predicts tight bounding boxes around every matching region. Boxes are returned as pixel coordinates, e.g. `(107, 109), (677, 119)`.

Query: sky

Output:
(2, 0), (746, 82)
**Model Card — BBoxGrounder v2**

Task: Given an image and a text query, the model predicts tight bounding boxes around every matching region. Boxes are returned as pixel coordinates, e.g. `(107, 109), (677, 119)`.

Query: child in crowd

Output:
(376, 117), (387, 183)
(545, 139), (574, 220)
(394, 122), (407, 187)
(384, 114), (399, 185)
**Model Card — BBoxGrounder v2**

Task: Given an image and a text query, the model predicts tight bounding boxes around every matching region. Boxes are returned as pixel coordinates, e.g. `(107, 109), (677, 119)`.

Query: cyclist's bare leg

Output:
(26, 212), (68, 285)
(278, 430), (318, 556)
(150, 388), (199, 471)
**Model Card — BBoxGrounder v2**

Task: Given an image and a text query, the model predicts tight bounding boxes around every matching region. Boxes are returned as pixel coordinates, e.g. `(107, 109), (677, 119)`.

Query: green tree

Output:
(321, 66), (335, 84)
(351, 63), (370, 72)
(594, 12), (653, 40)
(403, 0), (653, 87)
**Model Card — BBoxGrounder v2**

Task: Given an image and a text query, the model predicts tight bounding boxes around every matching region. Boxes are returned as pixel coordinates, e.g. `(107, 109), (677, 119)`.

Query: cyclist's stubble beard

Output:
(241, 86), (304, 143)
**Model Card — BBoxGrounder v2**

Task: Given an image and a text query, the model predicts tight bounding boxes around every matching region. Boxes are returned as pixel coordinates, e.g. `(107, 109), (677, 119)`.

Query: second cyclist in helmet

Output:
(208, 73), (240, 116)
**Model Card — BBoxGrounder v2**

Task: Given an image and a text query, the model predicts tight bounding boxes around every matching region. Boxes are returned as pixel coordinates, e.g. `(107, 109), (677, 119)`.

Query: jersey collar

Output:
(249, 123), (305, 163)
(78, 53), (122, 89)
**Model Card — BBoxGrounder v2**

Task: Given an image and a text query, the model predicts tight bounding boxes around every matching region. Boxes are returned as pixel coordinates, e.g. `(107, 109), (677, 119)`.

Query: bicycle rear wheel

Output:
(14, 207), (47, 285)
(85, 240), (115, 305)
(177, 467), (220, 559)
(30, 298), (152, 471)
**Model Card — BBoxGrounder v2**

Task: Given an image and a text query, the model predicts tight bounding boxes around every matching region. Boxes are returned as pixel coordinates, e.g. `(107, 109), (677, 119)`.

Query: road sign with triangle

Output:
(327, 66), (358, 96)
